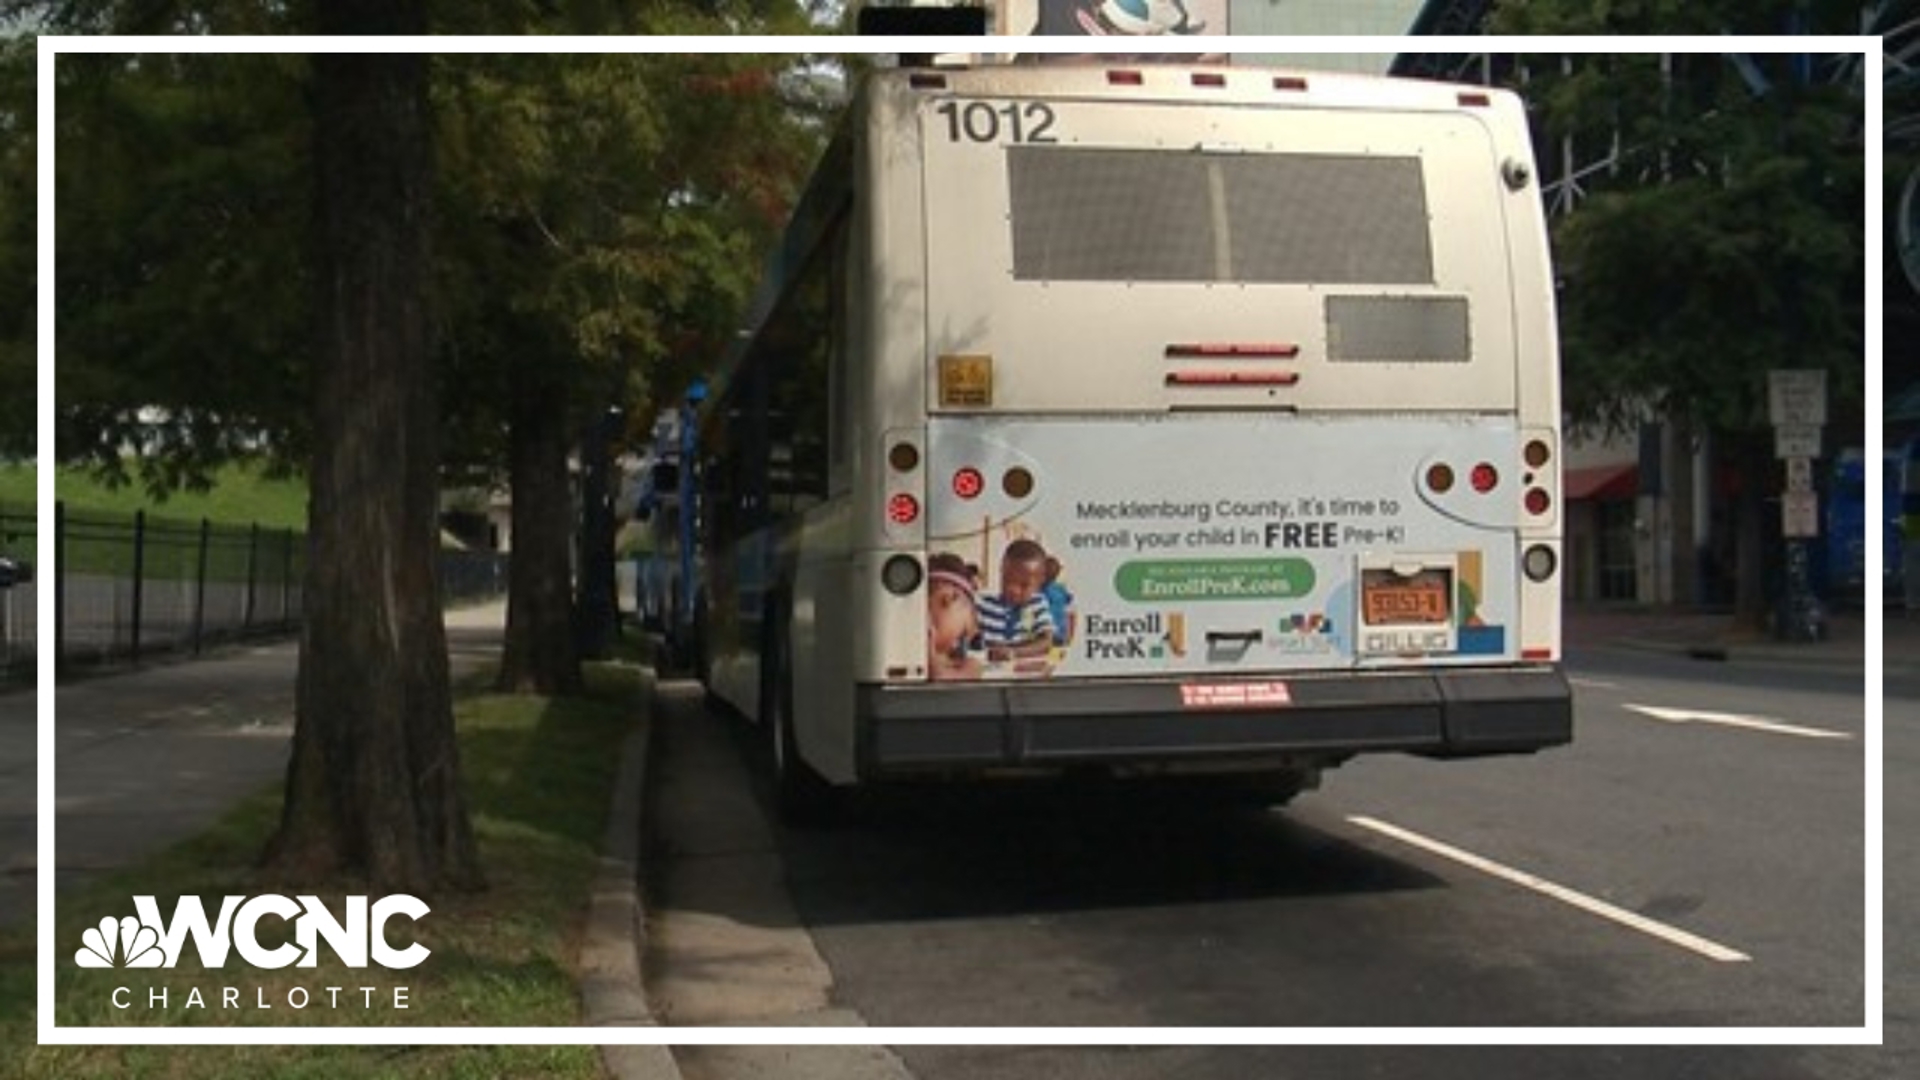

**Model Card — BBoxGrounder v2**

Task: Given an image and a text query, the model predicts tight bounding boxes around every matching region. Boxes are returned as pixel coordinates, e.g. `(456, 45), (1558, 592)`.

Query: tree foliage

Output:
(1522, 53), (1866, 441)
(43, 1), (828, 497)
(1489, 0), (1866, 35)
(40, 0), (834, 883)
(54, 52), (312, 491)
(0, 36), (34, 458)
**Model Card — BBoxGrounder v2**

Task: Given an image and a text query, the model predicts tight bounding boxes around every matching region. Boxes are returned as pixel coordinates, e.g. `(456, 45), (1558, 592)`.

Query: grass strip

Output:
(0, 462), (310, 531)
(3, 660), (647, 1078)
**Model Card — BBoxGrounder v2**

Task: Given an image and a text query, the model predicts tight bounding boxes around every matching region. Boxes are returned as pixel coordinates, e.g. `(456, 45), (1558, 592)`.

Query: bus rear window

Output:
(1006, 147), (1434, 286)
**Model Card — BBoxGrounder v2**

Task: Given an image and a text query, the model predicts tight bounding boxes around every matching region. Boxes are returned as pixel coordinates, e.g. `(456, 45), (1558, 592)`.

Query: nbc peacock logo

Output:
(75, 915), (165, 969)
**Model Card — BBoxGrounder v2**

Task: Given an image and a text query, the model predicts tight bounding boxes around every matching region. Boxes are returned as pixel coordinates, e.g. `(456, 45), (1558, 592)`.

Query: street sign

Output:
(1784, 457), (1813, 493)
(1774, 424), (1822, 459)
(1781, 491), (1819, 538)
(1767, 369), (1828, 426)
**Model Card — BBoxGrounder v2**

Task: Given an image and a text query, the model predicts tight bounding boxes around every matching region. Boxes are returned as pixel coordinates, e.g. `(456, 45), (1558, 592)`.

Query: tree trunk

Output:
(497, 358), (582, 694)
(265, 41), (482, 896)
(1667, 419), (1698, 608)
(1729, 430), (1775, 634)
(574, 408), (620, 660)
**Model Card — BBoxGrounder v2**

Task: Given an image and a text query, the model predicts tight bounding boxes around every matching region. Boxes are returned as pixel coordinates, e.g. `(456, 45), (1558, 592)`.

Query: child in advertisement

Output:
(927, 553), (984, 681)
(1041, 554), (1074, 649)
(979, 538), (1058, 666)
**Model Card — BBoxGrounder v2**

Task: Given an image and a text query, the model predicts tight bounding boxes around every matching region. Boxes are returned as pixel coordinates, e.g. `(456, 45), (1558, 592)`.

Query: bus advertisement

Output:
(692, 62), (1572, 821)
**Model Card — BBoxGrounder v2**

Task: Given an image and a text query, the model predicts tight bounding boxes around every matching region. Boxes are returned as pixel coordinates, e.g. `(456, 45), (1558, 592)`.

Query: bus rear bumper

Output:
(856, 666), (1572, 777)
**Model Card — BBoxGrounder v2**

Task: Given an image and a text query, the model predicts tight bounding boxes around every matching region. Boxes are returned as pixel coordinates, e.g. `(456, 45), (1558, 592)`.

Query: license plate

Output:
(1362, 572), (1450, 625)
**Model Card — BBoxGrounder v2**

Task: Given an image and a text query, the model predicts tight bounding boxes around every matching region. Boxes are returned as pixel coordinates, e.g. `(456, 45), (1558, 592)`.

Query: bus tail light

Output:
(1520, 433), (1558, 520)
(1523, 544), (1557, 582)
(883, 429), (926, 540)
(1107, 69), (1144, 87)
(1003, 466), (1034, 499)
(1470, 463), (1500, 493)
(1425, 463), (1455, 494)
(953, 467), (985, 500)
(882, 554), (923, 596)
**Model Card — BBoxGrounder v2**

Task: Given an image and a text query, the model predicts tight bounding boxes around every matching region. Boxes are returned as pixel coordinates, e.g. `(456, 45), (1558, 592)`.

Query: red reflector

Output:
(1458, 92), (1492, 107)
(1166, 343), (1300, 359)
(953, 467), (985, 500)
(1525, 488), (1552, 515)
(1166, 372), (1300, 387)
(1273, 75), (1309, 91)
(1522, 647), (1553, 661)
(887, 493), (920, 525)
(1107, 70), (1144, 86)
(1470, 463), (1499, 493)
(1192, 72), (1226, 88)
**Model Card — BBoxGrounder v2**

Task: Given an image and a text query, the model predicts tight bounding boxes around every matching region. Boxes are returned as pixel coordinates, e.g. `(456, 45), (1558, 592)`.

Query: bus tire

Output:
(767, 616), (839, 826)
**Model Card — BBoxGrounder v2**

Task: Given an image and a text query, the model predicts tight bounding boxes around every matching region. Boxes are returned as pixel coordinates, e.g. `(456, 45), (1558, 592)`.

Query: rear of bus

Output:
(854, 64), (1571, 791)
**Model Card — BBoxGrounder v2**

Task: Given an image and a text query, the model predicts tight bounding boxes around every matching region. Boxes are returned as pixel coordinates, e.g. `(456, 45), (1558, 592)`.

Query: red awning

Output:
(1563, 464), (1637, 501)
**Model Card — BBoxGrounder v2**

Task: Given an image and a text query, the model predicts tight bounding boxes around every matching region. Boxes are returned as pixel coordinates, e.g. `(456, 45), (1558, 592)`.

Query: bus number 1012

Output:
(935, 101), (1060, 145)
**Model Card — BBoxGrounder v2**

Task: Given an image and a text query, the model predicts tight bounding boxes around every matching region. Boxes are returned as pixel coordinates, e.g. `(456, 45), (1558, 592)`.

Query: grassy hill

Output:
(0, 461), (308, 529)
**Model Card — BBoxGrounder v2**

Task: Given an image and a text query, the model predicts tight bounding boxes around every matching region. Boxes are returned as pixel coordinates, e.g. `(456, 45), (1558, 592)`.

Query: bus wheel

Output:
(767, 624), (839, 826)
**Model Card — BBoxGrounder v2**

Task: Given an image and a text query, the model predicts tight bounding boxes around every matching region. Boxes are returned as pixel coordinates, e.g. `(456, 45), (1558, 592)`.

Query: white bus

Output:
(694, 61), (1571, 820)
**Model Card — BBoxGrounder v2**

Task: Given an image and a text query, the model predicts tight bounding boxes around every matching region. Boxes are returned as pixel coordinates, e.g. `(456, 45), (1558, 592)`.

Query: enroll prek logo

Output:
(74, 895), (431, 971)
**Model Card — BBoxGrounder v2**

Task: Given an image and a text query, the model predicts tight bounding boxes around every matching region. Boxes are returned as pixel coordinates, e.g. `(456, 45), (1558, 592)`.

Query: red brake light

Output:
(1525, 488), (1552, 515)
(888, 493), (920, 525)
(953, 468), (985, 500)
(1471, 463), (1499, 493)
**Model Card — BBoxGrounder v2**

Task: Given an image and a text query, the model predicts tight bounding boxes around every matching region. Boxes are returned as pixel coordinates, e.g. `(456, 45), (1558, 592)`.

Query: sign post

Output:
(1768, 369), (1826, 642)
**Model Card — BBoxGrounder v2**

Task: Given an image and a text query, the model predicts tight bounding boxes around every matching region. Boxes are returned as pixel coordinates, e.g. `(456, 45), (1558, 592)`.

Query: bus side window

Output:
(765, 225), (837, 517)
(826, 219), (852, 496)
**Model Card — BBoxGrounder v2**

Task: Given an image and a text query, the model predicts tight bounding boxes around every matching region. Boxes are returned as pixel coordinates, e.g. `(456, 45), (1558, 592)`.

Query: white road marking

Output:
(1346, 815), (1752, 964)
(1621, 703), (1852, 741)
(1567, 676), (1619, 690)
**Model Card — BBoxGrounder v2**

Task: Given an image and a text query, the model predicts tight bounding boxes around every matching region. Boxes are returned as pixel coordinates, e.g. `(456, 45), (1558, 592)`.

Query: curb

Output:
(582, 676), (682, 1080)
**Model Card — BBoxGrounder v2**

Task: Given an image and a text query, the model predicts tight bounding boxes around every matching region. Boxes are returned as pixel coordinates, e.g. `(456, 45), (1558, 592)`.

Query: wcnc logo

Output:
(75, 895), (431, 971)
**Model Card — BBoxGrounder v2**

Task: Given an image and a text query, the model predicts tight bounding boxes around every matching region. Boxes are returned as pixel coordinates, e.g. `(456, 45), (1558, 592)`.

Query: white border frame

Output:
(36, 33), (1881, 1047)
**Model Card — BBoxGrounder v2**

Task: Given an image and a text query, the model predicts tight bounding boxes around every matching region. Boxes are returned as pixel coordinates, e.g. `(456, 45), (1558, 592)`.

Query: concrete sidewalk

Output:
(10, 598), (679, 1075)
(3, 600), (509, 931)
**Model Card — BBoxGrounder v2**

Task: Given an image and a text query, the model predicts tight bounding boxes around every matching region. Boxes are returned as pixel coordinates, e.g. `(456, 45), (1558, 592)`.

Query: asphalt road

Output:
(2, 602), (508, 932)
(645, 643), (1891, 1079)
(0, 687), (34, 928)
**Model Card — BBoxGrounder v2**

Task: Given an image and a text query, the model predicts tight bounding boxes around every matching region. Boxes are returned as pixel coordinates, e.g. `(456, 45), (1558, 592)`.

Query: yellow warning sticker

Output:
(938, 354), (993, 408)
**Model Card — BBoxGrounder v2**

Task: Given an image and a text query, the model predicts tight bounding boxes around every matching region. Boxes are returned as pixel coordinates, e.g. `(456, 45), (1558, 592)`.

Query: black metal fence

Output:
(56, 504), (305, 672)
(0, 504), (32, 681)
(0, 503), (510, 683)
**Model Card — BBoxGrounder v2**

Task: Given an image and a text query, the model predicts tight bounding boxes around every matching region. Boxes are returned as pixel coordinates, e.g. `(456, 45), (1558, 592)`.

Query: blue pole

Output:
(675, 378), (708, 648)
